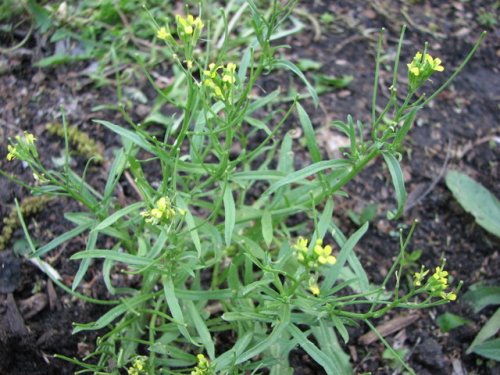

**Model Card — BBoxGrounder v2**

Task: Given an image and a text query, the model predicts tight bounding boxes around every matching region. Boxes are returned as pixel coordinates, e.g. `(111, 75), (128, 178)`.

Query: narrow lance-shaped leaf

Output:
(382, 152), (407, 220)
(72, 229), (98, 290)
(297, 102), (321, 163)
(467, 308), (500, 355)
(92, 202), (144, 232)
(273, 59), (319, 107)
(224, 186), (236, 246)
(322, 221), (369, 290)
(261, 210), (273, 247)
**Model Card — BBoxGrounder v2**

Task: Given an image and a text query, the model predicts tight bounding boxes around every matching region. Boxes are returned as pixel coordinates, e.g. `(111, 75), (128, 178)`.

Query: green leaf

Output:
(102, 257), (116, 295)
(273, 59), (319, 107)
(323, 222), (369, 290)
(186, 301), (215, 359)
(71, 250), (151, 267)
(27, 0), (51, 32)
(245, 116), (272, 135)
(103, 148), (127, 199)
(72, 229), (97, 290)
(278, 133), (294, 173)
(297, 58), (323, 71)
(330, 316), (349, 344)
(34, 54), (83, 67)
(436, 313), (470, 332)
(231, 170), (284, 183)
(264, 159), (345, 197)
(315, 74), (353, 89)
(223, 186), (236, 247)
(446, 170), (500, 237)
(214, 332), (253, 371)
(467, 308), (500, 356)
(261, 210), (273, 247)
(93, 202), (144, 232)
(463, 284), (500, 313)
(235, 305), (290, 364)
(382, 152), (407, 220)
(288, 324), (341, 375)
(162, 276), (196, 344)
(317, 198), (334, 239)
(72, 293), (152, 333)
(32, 222), (92, 257)
(314, 320), (352, 372)
(297, 102), (321, 163)
(176, 197), (201, 256)
(470, 338), (500, 361)
(95, 120), (157, 156)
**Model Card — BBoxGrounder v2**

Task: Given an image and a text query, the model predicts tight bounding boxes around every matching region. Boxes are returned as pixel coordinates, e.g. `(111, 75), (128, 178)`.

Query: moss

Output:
(0, 196), (51, 251)
(46, 122), (104, 162)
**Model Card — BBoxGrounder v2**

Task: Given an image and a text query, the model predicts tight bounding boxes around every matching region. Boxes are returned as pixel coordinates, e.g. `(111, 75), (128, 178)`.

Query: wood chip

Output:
(46, 279), (60, 311)
(359, 314), (420, 345)
(18, 293), (48, 319)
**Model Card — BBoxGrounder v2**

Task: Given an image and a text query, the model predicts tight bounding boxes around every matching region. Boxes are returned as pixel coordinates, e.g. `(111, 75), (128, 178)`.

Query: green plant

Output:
(477, 9), (497, 28)
(445, 170), (500, 238)
(1, 1), (486, 374)
(464, 283), (500, 361)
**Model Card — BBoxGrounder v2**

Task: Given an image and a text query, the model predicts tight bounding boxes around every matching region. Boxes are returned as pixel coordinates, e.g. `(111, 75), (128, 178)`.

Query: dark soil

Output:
(1, 1), (499, 374)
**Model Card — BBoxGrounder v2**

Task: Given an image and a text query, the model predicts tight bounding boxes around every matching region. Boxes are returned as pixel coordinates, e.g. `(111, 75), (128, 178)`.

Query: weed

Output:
(1, 1), (486, 373)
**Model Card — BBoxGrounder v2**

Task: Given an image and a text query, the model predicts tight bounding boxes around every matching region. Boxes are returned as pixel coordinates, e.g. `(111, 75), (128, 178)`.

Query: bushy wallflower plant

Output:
(1, 1), (485, 373)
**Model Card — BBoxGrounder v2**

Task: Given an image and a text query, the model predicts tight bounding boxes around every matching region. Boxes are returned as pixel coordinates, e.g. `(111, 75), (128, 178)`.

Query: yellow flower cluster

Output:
(176, 14), (204, 37)
(293, 237), (337, 268)
(203, 62), (237, 101)
(413, 264), (457, 301)
(156, 14), (204, 46)
(6, 132), (36, 161)
(140, 197), (179, 225)
(127, 356), (147, 375)
(157, 26), (170, 41)
(407, 51), (444, 91)
(314, 239), (336, 265)
(191, 354), (213, 375)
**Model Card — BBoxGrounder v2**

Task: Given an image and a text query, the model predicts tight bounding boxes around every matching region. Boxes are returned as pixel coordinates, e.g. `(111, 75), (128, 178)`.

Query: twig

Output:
(404, 137), (452, 212)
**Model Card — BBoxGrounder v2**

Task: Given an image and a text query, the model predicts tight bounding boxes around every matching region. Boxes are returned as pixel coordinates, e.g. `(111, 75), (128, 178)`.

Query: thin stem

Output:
(420, 31), (486, 108)
(371, 28), (385, 126)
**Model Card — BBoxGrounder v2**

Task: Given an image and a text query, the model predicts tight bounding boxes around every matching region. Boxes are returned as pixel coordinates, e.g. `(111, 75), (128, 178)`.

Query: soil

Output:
(1, 1), (499, 374)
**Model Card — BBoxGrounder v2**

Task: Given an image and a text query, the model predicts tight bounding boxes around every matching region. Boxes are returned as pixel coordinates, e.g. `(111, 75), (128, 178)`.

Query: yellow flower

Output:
(191, 354), (213, 375)
(432, 266), (449, 285)
(407, 51), (445, 90)
(176, 14), (204, 36)
(425, 54), (444, 72)
(157, 26), (170, 41)
(213, 86), (223, 99)
(127, 356), (147, 375)
(313, 239), (336, 265)
(293, 237), (308, 253)
(203, 63), (220, 78)
(141, 196), (176, 224)
(24, 132), (36, 145)
(409, 66), (420, 76)
(6, 144), (18, 161)
(441, 291), (457, 301)
(222, 63), (237, 84)
(413, 267), (429, 287)
(309, 283), (320, 296)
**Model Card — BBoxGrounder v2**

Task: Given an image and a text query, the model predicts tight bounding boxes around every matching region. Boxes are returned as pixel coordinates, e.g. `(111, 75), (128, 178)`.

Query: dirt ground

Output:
(1, 0), (499, 374)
